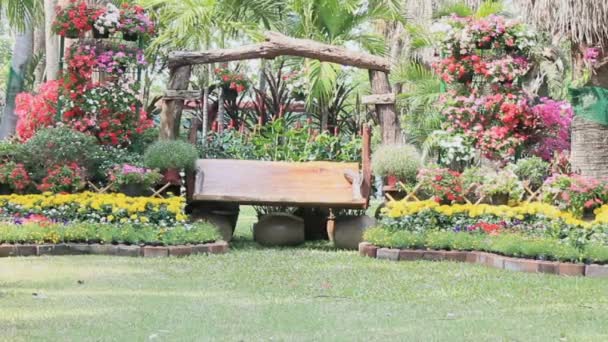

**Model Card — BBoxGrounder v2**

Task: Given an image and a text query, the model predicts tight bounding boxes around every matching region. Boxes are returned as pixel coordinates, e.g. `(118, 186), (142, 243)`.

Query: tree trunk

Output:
(570, 116), (608, 178)
(570, 56), (608, 178)
(45, 0), (59, 80)
(0, 28), (34, 139)
(369, 70), (401, 145)
(33, 26), (46, 85)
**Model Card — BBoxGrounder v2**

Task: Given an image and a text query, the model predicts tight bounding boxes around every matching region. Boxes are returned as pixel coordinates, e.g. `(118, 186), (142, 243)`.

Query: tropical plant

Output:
(144, 140), (199, 171)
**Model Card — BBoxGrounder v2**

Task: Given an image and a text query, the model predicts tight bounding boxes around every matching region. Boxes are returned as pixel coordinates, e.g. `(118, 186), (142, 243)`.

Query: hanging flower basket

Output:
(92, 27), (110, 39)
(122, 32), (139, 42)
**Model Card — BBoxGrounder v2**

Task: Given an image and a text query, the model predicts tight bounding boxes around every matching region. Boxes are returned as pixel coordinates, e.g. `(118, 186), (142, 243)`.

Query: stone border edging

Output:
(359, 242), (608, 278)
(0, 241), (229, 258)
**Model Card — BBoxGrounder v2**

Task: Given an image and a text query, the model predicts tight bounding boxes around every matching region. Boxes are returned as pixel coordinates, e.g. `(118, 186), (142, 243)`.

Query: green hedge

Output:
(364, 227), (608, 264)
(0, 222), (220, 246)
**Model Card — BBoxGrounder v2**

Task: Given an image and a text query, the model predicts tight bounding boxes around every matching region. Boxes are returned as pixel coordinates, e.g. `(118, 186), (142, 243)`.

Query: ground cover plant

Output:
(0, 221), (219, 246)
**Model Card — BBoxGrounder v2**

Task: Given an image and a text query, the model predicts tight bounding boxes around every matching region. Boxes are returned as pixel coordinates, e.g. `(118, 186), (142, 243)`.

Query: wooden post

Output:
(369, 70), (401, 145)
(361, 124), (372, 206)
(160, 65), (191, 140)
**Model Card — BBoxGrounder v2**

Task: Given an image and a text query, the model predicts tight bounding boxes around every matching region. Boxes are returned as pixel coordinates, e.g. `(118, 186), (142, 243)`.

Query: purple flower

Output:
(584, 47), (600, 63)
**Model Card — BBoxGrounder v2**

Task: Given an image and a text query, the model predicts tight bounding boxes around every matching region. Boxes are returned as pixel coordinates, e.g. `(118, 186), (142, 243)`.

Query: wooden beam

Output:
(369, 70), (402, 144)
(164, 89), (202, 100)
(361, 125), (372, 205)
(362, 93), (395, 105)
(169, 31), (390, 73)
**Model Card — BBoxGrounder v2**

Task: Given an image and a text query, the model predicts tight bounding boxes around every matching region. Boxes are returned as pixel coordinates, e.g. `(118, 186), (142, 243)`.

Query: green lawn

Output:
(1, 207), (608, 341)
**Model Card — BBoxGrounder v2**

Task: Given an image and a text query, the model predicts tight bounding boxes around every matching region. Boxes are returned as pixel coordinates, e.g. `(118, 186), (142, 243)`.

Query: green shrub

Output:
(0, 222), (220, 246)
(513, 157), (550, 190)
(584, 243), (608, 264)
(364, 228), (586, 263)
(144, 140), (199, 171)
(424, 231), (454, 250)
(391, 230), (425, 249)
(21, 127), (100, 178)
(363, 227), (394, 247)
(90, 146), (144, 181)
(371, 144), (421, 185)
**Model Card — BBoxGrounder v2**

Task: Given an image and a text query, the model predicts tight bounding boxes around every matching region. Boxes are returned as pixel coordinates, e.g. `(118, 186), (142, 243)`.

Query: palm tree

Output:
(142, 0), (286, 139)
(286, 0), (402, 131)
(515, 0), (608, 178)
(0, 0), (40, 139)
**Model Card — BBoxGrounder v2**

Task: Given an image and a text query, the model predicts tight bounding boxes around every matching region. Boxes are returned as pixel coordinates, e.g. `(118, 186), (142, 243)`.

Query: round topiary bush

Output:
(371, 144), (422, 185)
(143, 140), (199, 171)
(21, 127), (100, 176)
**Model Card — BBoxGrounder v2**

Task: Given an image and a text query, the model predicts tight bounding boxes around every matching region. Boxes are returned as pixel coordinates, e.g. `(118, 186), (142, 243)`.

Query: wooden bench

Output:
(192, 159), (369, 209)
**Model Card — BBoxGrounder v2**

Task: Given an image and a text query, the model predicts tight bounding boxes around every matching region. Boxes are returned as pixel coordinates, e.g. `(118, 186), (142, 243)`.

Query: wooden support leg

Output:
(326, 209), (336, 242)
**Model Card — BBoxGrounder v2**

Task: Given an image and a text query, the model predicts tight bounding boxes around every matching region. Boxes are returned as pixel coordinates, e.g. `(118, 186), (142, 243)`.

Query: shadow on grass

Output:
(229, 236), (341, 253)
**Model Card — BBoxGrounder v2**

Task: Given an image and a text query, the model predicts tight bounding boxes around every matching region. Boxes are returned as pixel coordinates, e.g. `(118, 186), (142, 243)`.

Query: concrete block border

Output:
(0, 241), (229, 258)
(359, 242), (607, 278)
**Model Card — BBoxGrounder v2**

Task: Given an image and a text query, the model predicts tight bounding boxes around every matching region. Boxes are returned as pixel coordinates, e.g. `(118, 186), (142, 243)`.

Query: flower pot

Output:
(162, 168), (182, 185)
(386, 175), (399, 187)
(222, 86), (238, 102)
(253, 213), (305, 247)
(64, 31), (81, 39)
(122, 32), (139, 42)
(92, 27), (110, 39)
(583, 207), (596, 222)
(457, 72), (474, 83)
(490, 193), (510, 206)
(477, 38), (494, 49)
(187, 202), (240, 241)
(0, 184), (11, 195)
(334, 215), (376, 250)
(294, 207), (329, 240)
(119, 183), (150, 197)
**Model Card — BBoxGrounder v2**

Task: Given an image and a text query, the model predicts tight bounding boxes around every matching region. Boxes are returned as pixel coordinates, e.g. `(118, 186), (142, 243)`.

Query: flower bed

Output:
(365, 199), (608, 276)
(0, 221), (218, 246)
(0, 192), (186, 226)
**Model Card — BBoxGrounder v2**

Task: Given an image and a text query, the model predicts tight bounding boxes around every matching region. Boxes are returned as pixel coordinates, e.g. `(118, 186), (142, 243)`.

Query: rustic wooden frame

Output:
(160, 31), (392, 207)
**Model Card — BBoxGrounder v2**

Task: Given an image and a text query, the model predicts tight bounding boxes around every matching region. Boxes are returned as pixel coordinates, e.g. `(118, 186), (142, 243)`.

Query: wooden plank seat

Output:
(193, 159), (369, 209)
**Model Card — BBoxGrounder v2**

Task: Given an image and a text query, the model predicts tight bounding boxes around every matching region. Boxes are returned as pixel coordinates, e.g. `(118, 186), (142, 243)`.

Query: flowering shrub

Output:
(37, 163), (86, 193)
(485, 56), (530, 84)
(15, 81), (60, 141)
(442, 93), (541, 160)
(214, 65), (248, 92)
(543, 174), (608, 218)
(437, 15), (536, 56)
(93, 3), (120, 36)
(0, 192), (186, 226)
(108, 164), (162, 190)
(433, 55), (486, 83)
(119, 3), (155, 38)
(0, 162), (31, 193)
(417, 168), (464, 204)
(51, 0), (94, 38)
(529, 98), (573, 160)
(61, 83), (153, 145)
(96, 46), (146, 74)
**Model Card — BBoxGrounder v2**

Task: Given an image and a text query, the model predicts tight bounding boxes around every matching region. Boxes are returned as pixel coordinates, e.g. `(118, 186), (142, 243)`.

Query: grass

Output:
(1, 206), (608, 341)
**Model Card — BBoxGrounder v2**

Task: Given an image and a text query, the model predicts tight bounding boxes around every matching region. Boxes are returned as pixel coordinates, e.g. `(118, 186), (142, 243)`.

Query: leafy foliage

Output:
(144, 140), (198, 171)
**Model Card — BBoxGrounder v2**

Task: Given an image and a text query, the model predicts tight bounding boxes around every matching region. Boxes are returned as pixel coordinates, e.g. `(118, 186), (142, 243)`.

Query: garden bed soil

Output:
(0, 241), (228, 258)
(359, 242), (608, 278)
